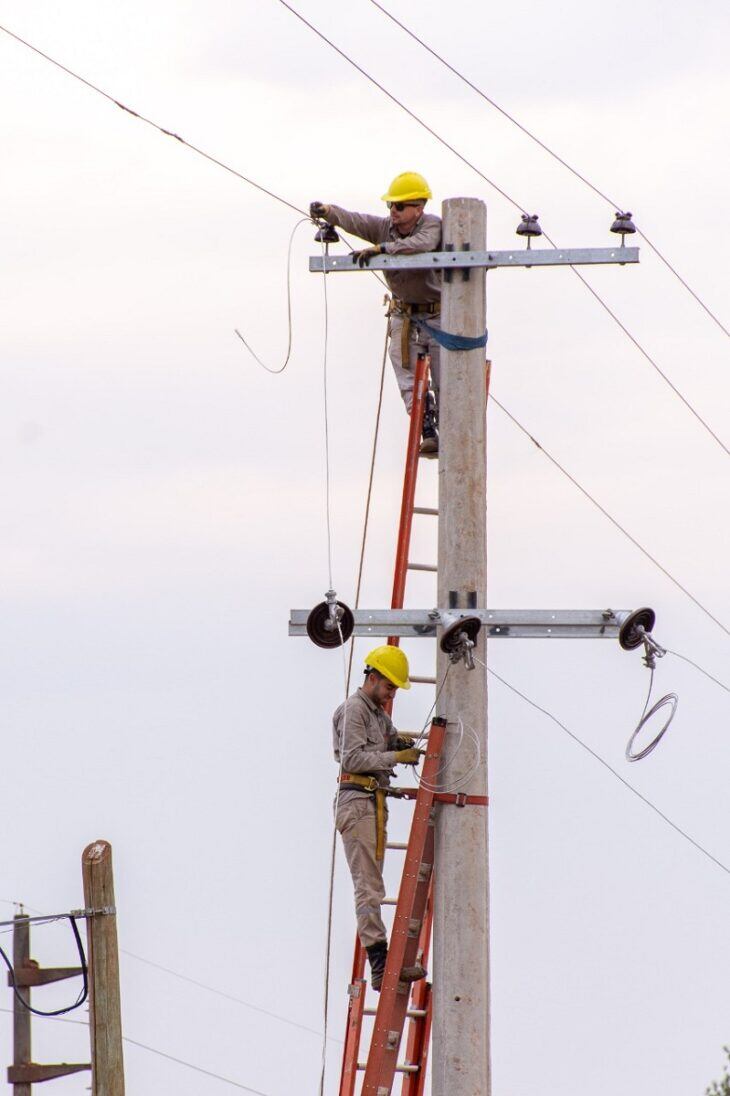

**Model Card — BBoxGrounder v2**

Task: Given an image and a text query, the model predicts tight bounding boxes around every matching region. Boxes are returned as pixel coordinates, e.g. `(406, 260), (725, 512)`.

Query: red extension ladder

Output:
(338, 354), (437, 1096)
(338, 354), (492, 1094)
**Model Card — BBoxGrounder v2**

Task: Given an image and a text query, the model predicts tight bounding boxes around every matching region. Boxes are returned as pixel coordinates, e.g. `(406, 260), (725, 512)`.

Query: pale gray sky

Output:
(0, 1), (728, 1093)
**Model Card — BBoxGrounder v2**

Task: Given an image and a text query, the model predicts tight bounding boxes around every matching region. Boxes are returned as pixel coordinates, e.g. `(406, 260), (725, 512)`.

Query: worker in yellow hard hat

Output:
(311, 172), (442, 457)
(331, 645), (425, 992)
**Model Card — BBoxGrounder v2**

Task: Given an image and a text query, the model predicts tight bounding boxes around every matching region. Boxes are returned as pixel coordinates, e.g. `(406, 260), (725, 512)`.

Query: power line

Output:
(666, 648), (730, 693)
(481, 659), (730, 878)
(0, 1008), (273, 1094)
(121, 949), (337, 1042)
(490, 395), (730, 638)
(366, 0), (730, 340)
(0, 22), (306, 217)
(275, 0), (730, 459)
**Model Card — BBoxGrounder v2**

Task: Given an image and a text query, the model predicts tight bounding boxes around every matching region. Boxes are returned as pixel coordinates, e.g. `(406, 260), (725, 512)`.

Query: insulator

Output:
(314, 223), (340, 244)
(610, 211), (636, 236)
(306, 599), (354, 649)
(515, 213), (542, 238)
(439, 614), (482, 655)
(618, 607), (656, 651)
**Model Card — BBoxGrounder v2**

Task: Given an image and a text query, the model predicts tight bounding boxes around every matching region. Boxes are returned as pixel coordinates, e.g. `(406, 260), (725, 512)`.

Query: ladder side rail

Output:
(400, 881), (434, 1093)
(362, 720), (446, 1094)
(338, 355), (430, 1096)
(390, 355), (430, 617)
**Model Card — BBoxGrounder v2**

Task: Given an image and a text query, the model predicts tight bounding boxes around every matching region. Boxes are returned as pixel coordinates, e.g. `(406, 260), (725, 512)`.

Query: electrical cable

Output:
(625, 666), (678, 762)
(0, 23), (306, 217)
(346, 323), (389, 692)
(275, 0), (730, 458)
(476, 655), (730, 878)
(366, 0), (730, 340)
(121, 949), (334, 1040)
(234, 217), (309, 372)
(490, 394), (730, 638)
(0, 915), (88, 1017)
(665, 648), (730, 693)
(0, 1008), (274, 1095)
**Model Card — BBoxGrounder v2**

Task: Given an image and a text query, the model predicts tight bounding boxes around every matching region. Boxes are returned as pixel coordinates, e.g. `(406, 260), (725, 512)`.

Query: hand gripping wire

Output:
(619, 608), (678, 762)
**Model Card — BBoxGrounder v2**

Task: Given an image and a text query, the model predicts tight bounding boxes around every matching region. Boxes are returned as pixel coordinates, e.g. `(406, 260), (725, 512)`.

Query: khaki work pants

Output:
(388, 312), (442, 415)
(336, 795), (387, 948)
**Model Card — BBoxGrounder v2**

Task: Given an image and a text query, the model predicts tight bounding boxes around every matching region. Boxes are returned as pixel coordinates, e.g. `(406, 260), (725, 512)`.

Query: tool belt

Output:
(338, 773), (388, 861)
(387, 299), (440, 368)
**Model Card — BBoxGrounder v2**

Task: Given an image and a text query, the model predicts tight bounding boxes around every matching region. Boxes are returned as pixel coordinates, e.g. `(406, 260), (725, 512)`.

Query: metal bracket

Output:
(289, 608), (634, 640)
(310, 246), (639, 274)
(69, 906), (116, 918)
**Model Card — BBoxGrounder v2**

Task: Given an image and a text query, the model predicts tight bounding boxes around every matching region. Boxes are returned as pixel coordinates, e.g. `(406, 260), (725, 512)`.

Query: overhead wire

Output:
(476, 655), (730, 878)
(0, 1008), (273, 1095)
(275, 0), (730, 458)
(346, 324), (390, 691)
(665, 648), (730, 693)
(366, 0), (730, 340)
(0, 915), (88, 1018)
(489, 394), (730, 638)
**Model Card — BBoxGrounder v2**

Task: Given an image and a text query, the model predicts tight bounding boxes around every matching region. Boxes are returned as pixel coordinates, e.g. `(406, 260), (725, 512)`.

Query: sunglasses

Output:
(387, 201), (422, 211)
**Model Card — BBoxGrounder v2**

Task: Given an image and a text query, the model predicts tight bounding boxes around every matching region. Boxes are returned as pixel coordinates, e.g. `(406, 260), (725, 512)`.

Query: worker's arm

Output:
(324, 204), (390, 246)
(336, 704), (400, 773)
(383, 216), (441, 256)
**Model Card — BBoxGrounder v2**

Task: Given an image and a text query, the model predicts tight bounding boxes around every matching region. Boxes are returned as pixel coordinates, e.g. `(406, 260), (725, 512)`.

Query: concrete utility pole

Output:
(433, 198), (490, 1095)
(82, 841), (125, 1096)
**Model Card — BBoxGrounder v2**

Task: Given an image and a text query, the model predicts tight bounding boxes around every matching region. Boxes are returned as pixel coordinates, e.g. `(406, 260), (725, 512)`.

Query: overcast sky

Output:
(1, 1), (728, 1093)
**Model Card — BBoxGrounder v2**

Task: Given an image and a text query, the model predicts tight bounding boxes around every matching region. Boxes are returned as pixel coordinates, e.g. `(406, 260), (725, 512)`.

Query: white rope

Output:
(319, 626), (350, 1096)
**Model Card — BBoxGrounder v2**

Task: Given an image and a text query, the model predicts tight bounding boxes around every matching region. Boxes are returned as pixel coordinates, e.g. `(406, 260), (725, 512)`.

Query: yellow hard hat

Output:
(381, 172), (432, 204)
(364, 645), (411, 690)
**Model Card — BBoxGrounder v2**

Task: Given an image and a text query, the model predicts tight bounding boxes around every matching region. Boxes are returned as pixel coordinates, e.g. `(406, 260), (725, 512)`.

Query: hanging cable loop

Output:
(626, 670), (679, 762)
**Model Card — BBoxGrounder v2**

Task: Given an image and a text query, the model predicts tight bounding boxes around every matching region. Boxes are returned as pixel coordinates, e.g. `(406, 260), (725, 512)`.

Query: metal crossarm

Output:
(290, 607), (632, 639)
(310, 246), (639, 274)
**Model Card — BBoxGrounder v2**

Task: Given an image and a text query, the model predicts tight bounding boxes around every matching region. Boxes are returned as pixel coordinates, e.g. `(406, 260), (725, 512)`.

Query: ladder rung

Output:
(413, 506), (438, 516)
(363, 1007), (427, 1018)
(407, 562), (437, 572)
(365, 1008), (427, 1020)
(410, 675), (437, 685)
(357, 1063), (419, 1074)
(386, 842), (408, 851)
(383, 898), (398, 905)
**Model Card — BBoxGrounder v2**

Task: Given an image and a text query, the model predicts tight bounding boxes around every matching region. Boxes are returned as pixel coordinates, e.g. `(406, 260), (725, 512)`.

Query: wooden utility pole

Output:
(12, 915), (31, 1096)
(82, 840), (125, 1096)
(433, 197), (490, 1095)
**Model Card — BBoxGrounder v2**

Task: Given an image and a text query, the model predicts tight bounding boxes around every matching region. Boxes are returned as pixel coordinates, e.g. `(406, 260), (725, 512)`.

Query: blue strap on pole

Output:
(413, 318), (488, 351)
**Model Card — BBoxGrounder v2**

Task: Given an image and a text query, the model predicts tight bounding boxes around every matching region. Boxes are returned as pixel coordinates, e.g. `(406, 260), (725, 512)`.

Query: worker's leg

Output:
(412, 313), (441, 409)
(336, 796), (387, 948)
(387, 314), (415, 414)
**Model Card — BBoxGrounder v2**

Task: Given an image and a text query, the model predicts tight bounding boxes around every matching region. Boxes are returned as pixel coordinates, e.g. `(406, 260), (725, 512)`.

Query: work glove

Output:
(392, 734), (416, 751)
(351, 244), (383, 267)
(309, 201), (330, 220)
(394, 747), (423, 766)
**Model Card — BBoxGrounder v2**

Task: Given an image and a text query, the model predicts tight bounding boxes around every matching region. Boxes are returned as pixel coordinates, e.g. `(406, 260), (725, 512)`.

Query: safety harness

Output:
(388, 298), (440, 370)
(338, 773), (388, 861)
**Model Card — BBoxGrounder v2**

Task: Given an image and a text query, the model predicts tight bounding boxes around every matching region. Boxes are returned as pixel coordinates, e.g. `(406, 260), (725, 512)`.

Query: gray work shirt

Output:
(332, 687), (400, 804)
(326, 204), (442, 306)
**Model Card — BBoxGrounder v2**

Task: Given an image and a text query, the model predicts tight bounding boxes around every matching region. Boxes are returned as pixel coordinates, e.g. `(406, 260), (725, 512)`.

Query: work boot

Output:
(400, 962), (427, 983)
(419, 389), (439, 458)
(365, 940), (388, 992)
